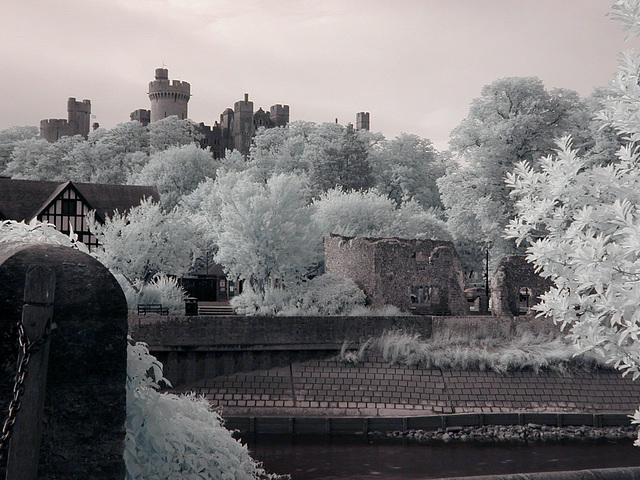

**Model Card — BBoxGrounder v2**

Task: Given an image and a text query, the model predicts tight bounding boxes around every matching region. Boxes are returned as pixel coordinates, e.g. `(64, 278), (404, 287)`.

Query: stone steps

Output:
(198, 305), (235, 316)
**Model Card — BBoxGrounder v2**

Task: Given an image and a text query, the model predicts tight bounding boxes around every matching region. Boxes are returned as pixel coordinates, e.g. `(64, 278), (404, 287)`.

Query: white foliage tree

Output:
(148, 115), (203, 152)
(4, 135), (84, 181)
(213, 172), (322, 294)
(88, 198), (199, 285)
(439, 76), (594, 277)
(311, 188), (450, 241)
(368, 133), (447, 209)
(72, 122), (150, 184)
(0, 218), (89, 252)
(125, 340), (281, 480)
(0, 125), (38, 171)
(505, 0), (640, 444)
(131, 143), (219, 210)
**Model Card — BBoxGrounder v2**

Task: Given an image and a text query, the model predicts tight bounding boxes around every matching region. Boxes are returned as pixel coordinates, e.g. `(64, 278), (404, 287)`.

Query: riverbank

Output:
(181, 353), (640, 418)
(383, 424), (638, 445)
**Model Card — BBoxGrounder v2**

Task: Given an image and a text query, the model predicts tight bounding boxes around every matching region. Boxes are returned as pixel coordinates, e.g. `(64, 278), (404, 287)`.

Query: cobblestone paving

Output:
(182, 356), (640, 417)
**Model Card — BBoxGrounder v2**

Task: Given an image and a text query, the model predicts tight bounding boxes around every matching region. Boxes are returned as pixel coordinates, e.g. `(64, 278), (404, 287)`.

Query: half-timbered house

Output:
(0, 178), (160, 250)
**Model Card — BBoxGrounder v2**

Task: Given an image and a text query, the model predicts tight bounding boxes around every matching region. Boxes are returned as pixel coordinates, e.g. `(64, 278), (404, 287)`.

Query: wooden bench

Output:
(137, 303), (169, 316)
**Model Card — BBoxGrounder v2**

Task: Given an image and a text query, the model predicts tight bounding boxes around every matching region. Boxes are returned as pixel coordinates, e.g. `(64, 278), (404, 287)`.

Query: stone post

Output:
(0, 243), (127, 479)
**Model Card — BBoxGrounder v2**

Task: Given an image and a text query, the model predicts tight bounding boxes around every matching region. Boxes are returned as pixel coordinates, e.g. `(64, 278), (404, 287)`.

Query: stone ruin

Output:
(324, 234), (468, 315)
(490, 254), (554, 317)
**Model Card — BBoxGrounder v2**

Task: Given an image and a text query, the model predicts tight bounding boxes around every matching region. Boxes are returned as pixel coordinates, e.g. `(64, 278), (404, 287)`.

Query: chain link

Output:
(0, 319), (52, 457)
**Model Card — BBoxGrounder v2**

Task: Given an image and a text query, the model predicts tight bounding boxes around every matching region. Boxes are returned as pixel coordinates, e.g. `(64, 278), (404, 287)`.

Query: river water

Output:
(246, 436), (640, 479)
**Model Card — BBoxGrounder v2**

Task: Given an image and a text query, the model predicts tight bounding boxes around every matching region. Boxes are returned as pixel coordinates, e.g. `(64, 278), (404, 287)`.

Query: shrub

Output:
(126, 338), (286, 479)
(231, 274), (368, 316)
(339, 328), (603, 373)
(0, 219), (89, 252)
(117, 273), (187, 314)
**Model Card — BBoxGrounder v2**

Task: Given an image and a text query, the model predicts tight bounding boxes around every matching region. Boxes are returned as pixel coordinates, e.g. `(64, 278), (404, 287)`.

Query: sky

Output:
(1, 0), (638, 151)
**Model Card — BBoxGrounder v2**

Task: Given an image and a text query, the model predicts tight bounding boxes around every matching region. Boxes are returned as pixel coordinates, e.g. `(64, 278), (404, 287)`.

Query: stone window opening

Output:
(410, 285), (439, 304)
(518, 287), (533, 314)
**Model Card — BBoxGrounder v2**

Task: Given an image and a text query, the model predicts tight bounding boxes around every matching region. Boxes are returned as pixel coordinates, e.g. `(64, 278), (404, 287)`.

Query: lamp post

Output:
(485, 241), (492, 298)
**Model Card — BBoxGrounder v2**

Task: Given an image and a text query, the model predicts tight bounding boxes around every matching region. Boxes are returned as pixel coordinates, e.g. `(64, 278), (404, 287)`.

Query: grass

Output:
(339, 328), (604, 374)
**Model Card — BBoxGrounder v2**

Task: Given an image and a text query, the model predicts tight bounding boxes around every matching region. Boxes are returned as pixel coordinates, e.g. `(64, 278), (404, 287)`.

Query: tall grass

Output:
(339, 328), (603, 374)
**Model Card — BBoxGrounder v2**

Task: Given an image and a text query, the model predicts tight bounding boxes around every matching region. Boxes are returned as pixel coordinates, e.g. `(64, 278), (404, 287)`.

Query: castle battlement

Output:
(148, 80), (191, 94)
(40, 118), (70, 127)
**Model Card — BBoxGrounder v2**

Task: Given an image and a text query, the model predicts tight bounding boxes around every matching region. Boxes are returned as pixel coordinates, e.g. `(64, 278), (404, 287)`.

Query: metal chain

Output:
(0, 319), (52, 456)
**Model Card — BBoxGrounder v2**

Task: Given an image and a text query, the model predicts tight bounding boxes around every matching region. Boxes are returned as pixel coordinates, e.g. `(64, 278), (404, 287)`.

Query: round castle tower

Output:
(148, 67), (190, 123)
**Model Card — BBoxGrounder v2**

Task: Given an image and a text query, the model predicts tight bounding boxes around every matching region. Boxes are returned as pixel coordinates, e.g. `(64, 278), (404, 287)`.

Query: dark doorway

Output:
(180, 277), (217, 301)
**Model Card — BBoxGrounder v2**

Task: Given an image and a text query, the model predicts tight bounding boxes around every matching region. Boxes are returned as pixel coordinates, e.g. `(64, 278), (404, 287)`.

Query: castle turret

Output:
(148, 67), (191, 123)
(356, 112), (370, 131)
(233, 93), (254, 156)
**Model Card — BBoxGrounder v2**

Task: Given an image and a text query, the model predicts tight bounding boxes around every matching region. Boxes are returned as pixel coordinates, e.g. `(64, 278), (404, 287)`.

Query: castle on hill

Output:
(40, 67), (371, 157)
(40, 97), (93, 142)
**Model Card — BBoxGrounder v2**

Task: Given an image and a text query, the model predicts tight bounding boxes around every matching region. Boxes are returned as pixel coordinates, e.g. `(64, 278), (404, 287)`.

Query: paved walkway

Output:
(180, 355), (640, 417)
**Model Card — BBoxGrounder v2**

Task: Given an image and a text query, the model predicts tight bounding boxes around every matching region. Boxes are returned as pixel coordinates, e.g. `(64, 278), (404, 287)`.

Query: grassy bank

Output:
(339, 326), (605, 374)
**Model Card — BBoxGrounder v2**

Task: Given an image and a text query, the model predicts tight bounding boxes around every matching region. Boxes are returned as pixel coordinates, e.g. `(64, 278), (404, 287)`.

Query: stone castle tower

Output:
(356, 111), (370, 131)
(40, 97), (91, 142)
(233, 93), (255, 156)
(148, 67), (190, 123)
(204, 93), (290, 158)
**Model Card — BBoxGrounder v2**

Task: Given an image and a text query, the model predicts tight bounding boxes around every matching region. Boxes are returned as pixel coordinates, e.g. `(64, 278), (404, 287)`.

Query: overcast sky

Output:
(1, 0), (637, 150)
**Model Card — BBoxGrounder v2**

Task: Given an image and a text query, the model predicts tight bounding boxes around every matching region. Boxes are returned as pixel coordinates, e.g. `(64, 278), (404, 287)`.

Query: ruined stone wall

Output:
(324, 235), (378, 303)
(324, 234), (468, 315)
(491, 255), (554, 316)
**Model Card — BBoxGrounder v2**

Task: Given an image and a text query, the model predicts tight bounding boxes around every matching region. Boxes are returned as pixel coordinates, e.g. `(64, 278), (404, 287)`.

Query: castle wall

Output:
(130, 108), (151, 126)
(270, 104), (290, 127)
(325, 234), (468, 315)
(40, 119), (75, 142)
(67, 97), (91, 138)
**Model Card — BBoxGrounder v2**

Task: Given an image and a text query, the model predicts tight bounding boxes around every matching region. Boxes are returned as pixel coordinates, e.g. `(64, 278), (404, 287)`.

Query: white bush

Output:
(0, 219), (89, 252)
(232, 274), (366, 316)
(126, 338), (285, 479)
(119, 273), (187, 314)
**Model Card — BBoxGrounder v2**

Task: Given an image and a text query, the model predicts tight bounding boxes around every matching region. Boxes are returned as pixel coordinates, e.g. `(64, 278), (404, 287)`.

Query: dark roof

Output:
(0, 178), (160, 222)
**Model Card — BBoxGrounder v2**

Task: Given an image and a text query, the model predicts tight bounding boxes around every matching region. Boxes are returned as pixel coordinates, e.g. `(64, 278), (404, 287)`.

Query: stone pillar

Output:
(0, 243), (127, 479)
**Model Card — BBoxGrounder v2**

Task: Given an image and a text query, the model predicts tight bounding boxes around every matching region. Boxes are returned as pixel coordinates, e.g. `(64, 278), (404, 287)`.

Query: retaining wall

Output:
(224, 412), (633, 436)
(130, 314), (562, 387)
(129, 314), (433, 385)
